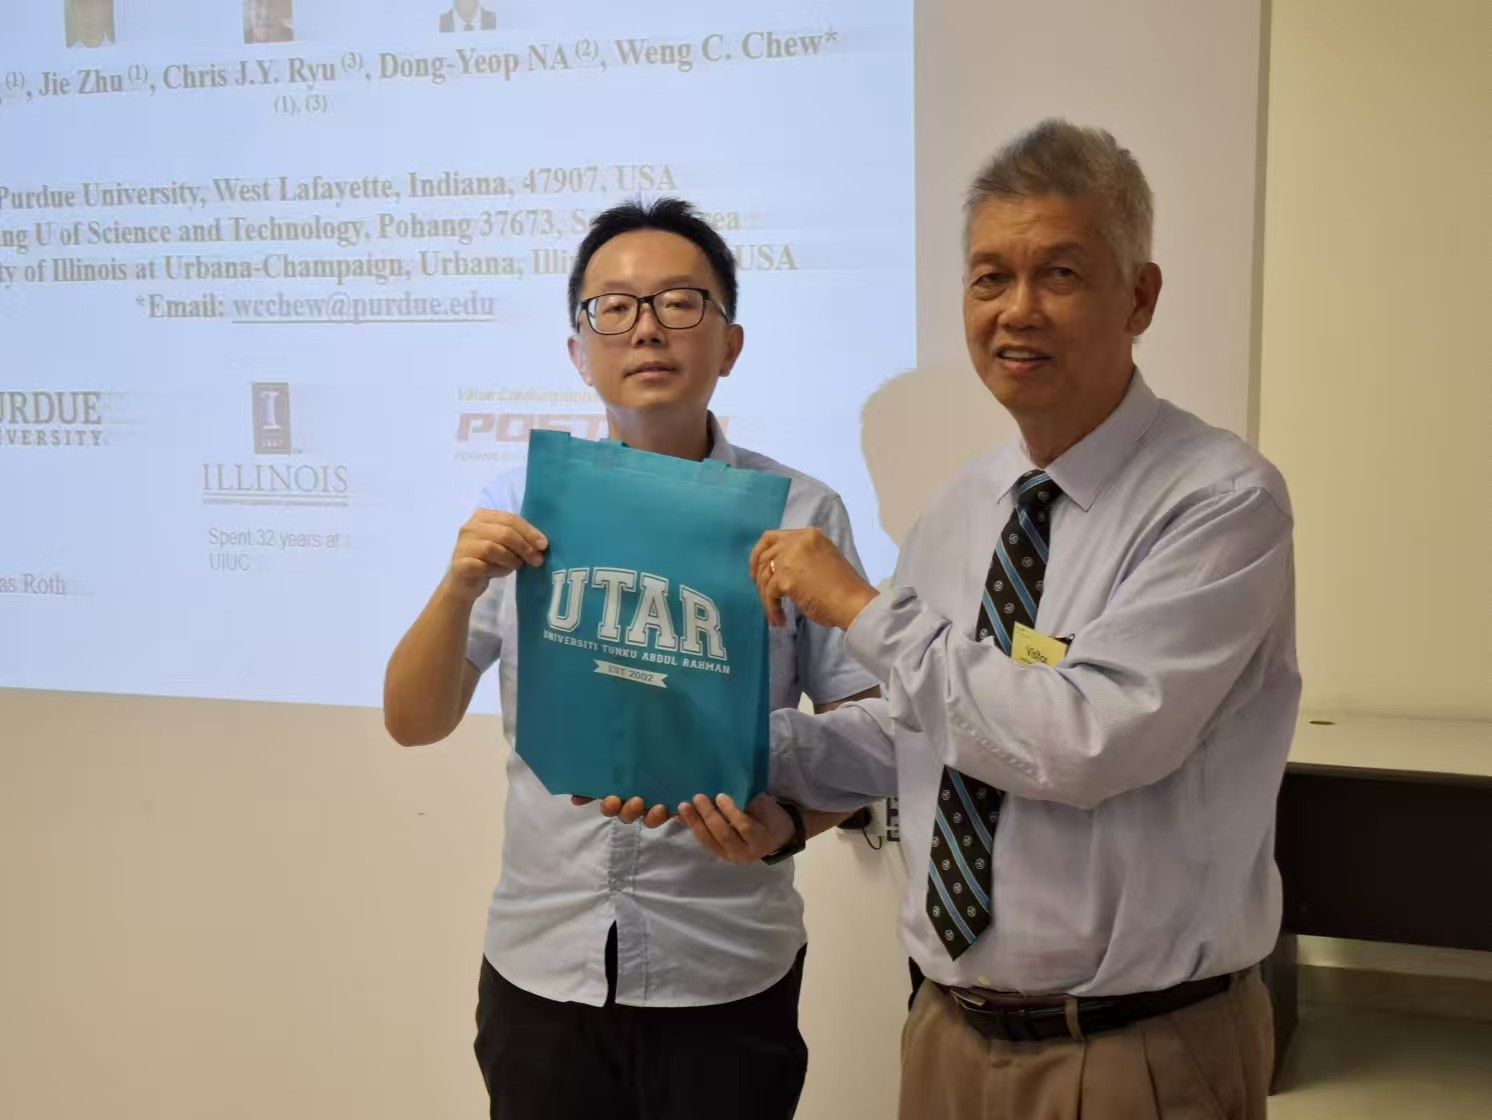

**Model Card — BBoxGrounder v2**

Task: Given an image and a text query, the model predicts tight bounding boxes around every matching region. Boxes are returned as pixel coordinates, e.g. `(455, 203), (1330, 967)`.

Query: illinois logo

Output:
(201, 382), (350, 507)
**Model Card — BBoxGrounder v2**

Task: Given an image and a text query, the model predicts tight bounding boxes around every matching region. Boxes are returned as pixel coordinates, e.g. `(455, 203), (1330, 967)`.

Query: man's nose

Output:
(630, 301), (666, 344)
(1001, 279), (1042, 328)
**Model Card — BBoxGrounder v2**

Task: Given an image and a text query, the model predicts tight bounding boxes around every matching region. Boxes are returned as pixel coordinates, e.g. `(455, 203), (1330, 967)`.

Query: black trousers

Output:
(474, 927), (809, 1120)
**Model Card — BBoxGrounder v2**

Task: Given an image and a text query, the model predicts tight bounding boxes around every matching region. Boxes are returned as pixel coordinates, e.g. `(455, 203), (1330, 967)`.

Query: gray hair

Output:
(965, 119), (1154, 280)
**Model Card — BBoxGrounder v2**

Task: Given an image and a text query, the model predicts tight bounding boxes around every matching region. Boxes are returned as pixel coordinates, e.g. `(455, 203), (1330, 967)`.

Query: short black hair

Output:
(567, 197), (738, 327)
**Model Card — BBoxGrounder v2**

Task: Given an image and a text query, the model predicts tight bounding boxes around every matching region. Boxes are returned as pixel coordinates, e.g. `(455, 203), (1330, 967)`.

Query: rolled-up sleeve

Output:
(465, 576), (508, 673)
(845, 486), (1294, 810)
(769, 701), (899, 811)
(464, 470), (523, 674)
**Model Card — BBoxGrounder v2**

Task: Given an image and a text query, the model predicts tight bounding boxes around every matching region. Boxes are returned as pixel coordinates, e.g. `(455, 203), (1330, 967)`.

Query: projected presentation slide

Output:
(0, 1), (914, 707)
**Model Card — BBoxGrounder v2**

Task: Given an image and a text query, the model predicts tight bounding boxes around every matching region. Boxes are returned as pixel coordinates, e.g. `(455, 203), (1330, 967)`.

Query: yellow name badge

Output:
(1010, 623), (1069, 667)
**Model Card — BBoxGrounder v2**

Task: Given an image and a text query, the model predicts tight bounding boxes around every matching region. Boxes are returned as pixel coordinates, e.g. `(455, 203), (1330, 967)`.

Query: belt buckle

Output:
(950, 988), (988, 1014)
(950, 990), (1005, 1040)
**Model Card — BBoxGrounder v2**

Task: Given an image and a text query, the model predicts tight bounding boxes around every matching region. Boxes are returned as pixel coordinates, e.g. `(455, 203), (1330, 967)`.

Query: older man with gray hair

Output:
(663, 118), (1298, 1117)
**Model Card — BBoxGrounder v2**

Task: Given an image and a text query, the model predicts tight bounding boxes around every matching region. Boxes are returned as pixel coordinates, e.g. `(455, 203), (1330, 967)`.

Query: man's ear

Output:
(717, 323), (745, 380)
(1127, 263), (1163, 338)
(568, 333), (594, 387)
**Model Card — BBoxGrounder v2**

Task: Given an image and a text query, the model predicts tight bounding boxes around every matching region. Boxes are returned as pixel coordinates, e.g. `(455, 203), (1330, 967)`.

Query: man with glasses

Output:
(384, 198), (877, 1120)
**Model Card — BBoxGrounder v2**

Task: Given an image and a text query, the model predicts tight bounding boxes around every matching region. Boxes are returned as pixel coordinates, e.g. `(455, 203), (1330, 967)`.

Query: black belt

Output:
(937, 970), (1238, 1043)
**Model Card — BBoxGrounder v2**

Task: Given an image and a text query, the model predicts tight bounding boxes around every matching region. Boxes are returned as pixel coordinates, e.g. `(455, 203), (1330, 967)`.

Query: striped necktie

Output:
(926, 469), (1062, 959)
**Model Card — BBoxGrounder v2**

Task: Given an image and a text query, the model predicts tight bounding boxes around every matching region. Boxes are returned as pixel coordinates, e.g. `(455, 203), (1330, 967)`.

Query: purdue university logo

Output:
(0, 390), (110, 448)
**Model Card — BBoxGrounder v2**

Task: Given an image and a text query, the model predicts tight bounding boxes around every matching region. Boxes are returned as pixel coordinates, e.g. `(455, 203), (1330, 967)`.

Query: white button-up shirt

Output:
(771, 373), (1300, 996)
(467, 416), (877, 1007)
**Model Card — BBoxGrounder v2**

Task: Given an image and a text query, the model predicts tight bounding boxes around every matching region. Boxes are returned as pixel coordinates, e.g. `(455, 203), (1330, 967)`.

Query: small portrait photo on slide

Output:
(439, 1), (498, 33)
(65, 0), (116, 49)
(244, 0), (294, 44)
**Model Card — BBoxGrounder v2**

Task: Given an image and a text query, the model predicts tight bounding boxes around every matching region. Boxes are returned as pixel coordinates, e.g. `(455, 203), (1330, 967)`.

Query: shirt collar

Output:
(705, 411), (739, 467)
(992, 370), (1160, 512)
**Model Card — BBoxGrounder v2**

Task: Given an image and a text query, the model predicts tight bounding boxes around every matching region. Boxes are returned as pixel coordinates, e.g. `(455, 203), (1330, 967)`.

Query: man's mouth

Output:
(626, 361), (678, 377)
(995, 346), (1052, 371)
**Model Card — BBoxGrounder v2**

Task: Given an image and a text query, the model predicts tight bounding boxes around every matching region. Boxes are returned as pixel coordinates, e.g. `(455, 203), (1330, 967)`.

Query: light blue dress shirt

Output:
(771, 373), (1301, 996)
(467, 415), (877, 1007)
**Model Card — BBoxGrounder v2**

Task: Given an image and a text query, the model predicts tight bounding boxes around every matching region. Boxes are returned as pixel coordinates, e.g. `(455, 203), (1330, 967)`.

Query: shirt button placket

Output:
(608, 819), (638, 894)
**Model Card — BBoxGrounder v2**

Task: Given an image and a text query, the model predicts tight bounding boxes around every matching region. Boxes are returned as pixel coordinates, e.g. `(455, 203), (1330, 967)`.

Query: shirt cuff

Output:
(767, 708), (810, 805)
(844, 589), (897, 679)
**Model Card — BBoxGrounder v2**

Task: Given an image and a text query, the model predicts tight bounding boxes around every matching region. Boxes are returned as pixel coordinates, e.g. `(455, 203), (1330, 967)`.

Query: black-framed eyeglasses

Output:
(577, 288), (728, 335)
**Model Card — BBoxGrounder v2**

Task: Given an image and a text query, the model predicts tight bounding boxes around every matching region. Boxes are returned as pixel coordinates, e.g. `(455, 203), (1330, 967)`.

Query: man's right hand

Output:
(446, 510), (548, 603)
(571, 795), (673, 828)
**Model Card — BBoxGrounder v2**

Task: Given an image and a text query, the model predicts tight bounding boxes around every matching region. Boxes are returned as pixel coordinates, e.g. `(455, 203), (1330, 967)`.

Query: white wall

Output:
(0, 3), (1270, 1118)
(1258, 0), (1492, 721)
(1258, 0), (1492, 982)
(1, 693), (501, 1118)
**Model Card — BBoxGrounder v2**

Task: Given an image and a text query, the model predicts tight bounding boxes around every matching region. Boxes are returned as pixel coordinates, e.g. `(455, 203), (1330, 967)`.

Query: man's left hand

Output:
(749, 528), (878, 630)
(678, 794), (795, 864)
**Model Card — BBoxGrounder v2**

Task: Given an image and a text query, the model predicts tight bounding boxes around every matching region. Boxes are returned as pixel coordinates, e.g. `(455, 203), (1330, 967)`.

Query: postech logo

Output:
(455, 411), (732, 446)
(457, 412), (609, 444)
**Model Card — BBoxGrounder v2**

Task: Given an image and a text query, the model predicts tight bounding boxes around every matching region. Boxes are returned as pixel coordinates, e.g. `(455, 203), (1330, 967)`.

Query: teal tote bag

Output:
(515, 431), (791, 808)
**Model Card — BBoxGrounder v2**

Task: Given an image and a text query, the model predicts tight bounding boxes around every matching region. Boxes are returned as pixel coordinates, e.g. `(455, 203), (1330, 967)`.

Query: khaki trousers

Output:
(899, 969), (1274, 1120)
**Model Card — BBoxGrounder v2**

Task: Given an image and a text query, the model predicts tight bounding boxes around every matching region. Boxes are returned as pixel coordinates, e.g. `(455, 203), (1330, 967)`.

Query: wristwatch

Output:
(762, 801), (807, 865)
